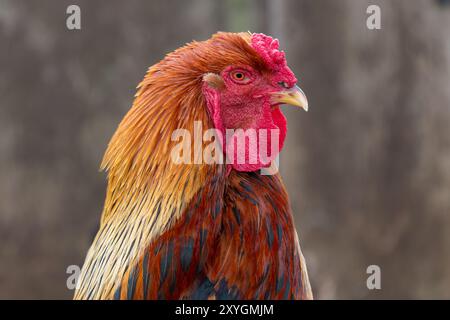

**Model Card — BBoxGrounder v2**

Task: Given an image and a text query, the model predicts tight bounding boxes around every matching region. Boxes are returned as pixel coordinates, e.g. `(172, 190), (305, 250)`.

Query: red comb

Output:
(251, 33), (287, 71)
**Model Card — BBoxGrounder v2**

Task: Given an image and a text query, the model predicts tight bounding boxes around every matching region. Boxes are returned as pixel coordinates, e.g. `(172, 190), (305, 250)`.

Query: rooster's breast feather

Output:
(114, 171), (312, 300)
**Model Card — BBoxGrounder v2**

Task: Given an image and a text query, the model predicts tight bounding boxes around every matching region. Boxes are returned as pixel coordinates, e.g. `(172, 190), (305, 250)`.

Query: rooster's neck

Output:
(74, 64), (222, 299)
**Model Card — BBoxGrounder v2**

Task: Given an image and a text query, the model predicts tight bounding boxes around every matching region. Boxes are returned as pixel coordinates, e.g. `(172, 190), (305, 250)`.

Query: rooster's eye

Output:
(230, 70), (251, 84)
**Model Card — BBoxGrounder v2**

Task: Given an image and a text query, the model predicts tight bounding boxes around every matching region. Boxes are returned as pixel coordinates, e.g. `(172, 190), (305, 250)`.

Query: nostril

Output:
(278, 81), (290, 89)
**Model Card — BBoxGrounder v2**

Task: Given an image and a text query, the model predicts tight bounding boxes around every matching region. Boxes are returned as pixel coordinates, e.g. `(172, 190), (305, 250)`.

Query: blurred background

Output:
(1, 0), (450, 299)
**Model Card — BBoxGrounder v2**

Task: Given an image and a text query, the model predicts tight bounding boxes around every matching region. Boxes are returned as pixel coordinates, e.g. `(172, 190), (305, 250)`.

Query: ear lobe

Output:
(203, 73), (225, 89)
(201, 75), (224, 135)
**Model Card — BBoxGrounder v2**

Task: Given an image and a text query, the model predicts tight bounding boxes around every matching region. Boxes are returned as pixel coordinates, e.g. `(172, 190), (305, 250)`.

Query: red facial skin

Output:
(203, 33), (298, 172)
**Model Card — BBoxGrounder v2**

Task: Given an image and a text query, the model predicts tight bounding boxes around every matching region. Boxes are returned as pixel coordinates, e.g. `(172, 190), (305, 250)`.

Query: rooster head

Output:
(201, 33), (308, 172)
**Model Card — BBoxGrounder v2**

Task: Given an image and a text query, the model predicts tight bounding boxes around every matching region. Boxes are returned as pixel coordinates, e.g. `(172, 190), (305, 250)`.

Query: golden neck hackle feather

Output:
(74, 33), (258, 300)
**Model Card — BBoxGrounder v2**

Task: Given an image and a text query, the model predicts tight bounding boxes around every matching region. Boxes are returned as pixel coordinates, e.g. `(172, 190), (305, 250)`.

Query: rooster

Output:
(74, 32), (312, 300)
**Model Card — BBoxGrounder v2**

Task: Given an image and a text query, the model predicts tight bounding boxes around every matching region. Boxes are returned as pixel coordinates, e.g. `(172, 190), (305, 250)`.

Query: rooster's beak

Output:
(271, 85), (309, 112)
